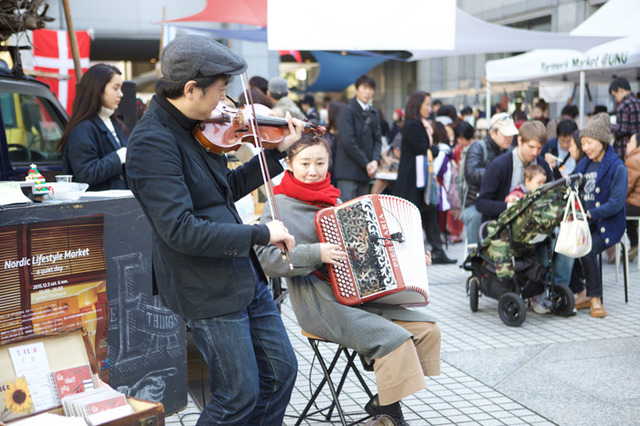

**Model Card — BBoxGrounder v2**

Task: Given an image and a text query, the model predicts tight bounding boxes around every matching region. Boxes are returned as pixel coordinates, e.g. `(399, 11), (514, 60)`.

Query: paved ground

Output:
(166, 241), (640, 425)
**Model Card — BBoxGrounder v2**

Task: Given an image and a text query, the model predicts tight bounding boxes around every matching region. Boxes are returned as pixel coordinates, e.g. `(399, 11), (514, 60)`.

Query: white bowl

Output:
(49, 182), (89, 201)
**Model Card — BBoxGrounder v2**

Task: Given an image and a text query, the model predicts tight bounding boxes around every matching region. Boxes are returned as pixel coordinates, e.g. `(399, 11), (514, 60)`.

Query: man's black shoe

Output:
(431, 253), (457, 264)
(365, 394), (409, 426)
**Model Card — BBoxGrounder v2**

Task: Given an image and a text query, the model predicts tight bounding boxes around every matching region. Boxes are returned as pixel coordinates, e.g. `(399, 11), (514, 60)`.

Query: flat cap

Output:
(161, 35), (247, 81)
(268, 77), (289, 96)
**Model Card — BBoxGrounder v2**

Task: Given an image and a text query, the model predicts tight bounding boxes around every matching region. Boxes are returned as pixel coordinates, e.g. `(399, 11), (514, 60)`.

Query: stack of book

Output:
(62, 388), (133, 425)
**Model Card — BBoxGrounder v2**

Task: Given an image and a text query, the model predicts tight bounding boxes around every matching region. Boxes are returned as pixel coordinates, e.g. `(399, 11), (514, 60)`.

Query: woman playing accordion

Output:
(257, 134), (441, 425)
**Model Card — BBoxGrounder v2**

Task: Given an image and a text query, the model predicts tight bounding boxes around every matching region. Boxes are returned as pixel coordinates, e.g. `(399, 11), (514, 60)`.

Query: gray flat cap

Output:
(268, 77), (289, 96)
(161, 35), (247, 81)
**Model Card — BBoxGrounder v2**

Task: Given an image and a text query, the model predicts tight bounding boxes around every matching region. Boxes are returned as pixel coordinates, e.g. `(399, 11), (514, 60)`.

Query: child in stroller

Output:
(463, 174), (582, 326)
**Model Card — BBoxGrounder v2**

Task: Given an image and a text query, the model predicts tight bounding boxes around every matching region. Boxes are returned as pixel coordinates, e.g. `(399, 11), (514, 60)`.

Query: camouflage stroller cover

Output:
(475, 175), (583, 280)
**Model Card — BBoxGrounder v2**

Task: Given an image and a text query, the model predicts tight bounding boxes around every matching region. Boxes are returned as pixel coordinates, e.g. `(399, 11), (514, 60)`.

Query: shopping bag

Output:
(554, 188), (592, 258)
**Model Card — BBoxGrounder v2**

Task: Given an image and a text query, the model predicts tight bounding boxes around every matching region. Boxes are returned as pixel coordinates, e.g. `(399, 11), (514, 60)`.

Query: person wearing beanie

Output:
(267, 76), (306, 120)
(573, 112), (628, 318)
(126, 35), (305, 424)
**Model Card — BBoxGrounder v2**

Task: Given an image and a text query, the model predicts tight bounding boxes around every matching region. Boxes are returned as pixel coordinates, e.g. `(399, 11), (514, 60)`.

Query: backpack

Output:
(457, 138), (488, 210)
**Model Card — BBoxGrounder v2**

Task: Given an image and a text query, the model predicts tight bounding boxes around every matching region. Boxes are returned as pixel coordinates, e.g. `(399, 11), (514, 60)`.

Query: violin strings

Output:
(240, 73), (275, 217)
(240, 72), (293, 269)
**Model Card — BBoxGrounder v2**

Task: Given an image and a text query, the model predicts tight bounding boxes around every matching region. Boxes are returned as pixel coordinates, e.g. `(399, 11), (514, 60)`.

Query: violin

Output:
(194, 103), (325, 155)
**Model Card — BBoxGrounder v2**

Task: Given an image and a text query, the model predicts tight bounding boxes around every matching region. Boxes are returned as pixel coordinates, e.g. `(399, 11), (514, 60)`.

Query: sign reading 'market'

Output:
(0, 216), (109, 382)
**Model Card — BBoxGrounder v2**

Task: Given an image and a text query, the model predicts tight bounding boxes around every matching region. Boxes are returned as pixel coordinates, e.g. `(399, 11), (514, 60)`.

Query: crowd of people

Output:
(56, 32), (640, 423)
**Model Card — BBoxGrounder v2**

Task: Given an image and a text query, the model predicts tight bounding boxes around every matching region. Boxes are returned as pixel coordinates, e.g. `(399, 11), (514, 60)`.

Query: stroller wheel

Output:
(498, 292), (527, 326)
(468, 277), (479, 312)
(549, 284), (575, 316)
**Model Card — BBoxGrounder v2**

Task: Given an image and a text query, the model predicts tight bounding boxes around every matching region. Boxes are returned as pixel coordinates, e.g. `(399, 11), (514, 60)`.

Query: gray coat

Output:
(256, 194), (435, 360)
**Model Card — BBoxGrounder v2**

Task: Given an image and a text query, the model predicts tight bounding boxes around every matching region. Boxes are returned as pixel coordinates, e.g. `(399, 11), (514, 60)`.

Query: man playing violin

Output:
(126, 35), (304, 425)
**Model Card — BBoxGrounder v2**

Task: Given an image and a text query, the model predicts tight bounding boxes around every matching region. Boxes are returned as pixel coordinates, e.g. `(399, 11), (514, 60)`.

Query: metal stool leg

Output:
(295, 338), (347, 425)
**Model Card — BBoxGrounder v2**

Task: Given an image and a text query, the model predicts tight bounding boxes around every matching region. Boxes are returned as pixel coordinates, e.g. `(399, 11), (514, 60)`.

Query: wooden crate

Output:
(0, 329), (164, 425)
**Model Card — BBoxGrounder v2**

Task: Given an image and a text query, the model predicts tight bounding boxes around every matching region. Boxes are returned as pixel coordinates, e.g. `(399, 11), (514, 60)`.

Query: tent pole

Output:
(579, 71), (585, 129)
(61, 0), (82, 81)
(486, 81), (491, 120)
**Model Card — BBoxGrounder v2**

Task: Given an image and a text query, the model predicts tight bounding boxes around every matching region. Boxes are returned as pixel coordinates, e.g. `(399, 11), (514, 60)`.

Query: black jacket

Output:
(476, 150), (553, 221)
(334, 98), (382, 183)
(62, 116), (128, 191)
(463, 134), (504, 208)
(126, 96), (284, 320)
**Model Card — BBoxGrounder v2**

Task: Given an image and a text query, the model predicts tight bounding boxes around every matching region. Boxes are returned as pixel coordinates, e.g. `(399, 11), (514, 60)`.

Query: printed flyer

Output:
(0, 216), (109, 380)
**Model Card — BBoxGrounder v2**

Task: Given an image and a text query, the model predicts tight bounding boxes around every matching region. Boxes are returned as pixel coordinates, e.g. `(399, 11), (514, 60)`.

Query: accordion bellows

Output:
(315, 194), (430, 307)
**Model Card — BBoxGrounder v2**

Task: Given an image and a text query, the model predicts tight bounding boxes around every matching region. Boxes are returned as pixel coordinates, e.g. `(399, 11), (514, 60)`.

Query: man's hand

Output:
(278, 112), (305, 152)
(266, 220), (295, 252)
(544, 153), (557, 169)
(366, 160), (379, 178)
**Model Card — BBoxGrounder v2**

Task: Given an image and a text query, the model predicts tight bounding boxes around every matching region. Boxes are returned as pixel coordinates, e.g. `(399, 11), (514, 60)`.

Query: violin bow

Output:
(240, 73), (294, 270)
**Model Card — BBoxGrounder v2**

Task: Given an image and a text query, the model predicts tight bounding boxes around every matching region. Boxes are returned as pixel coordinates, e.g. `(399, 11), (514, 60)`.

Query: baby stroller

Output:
(462, 174), (583, 326)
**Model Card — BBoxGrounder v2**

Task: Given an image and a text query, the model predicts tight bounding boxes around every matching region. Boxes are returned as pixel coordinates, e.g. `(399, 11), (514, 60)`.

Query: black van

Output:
(0, 56), (68, 182)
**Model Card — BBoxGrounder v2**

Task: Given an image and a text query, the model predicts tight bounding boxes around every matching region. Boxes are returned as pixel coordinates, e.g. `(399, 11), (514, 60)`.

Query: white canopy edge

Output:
(485, 0), (640, 83)
(408, 7), (617, 61)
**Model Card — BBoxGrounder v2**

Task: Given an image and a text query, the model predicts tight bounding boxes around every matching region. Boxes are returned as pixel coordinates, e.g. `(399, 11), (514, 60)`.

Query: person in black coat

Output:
(334, 74), (382, 201)
(58, 64), (129, 190)
(393, 90), (456, 264)
(126, 35), (305, 425)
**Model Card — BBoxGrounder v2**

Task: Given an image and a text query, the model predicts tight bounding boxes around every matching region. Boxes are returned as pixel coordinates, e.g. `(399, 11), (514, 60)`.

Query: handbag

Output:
(423, 149), (439, 206)
(554, 188), (592, 258)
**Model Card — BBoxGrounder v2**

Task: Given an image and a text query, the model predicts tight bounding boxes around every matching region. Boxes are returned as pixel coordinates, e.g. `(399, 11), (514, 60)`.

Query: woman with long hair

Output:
(58, 63), (129, 190)
(392, 91), (456, 264)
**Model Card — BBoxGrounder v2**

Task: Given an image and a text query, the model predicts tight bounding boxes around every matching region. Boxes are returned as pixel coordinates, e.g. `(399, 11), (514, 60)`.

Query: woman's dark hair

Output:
(327, 101), (344, 134)
(432, 121), (449, 145)
(404, 91), (430, 122)
(436, 104), (458, 126)
(238, 87), (273, 108)
(58, 64), (124, 152)
(249, 75), (269, 94)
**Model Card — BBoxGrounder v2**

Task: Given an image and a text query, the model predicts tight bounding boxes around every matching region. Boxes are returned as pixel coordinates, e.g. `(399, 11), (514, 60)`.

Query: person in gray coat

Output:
(257, 135), (441, 426)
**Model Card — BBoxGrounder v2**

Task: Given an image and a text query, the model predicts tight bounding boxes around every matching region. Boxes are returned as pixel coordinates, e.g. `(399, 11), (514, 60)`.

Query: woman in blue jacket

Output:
(58, 64), (128, 190)
(574, 113), (628, 318)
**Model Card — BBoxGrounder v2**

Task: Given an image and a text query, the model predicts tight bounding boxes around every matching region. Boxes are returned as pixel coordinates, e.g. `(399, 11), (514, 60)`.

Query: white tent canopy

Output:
(408, 7), (617, 61)
(485, 0), (640, 83)
(267, 0), (615, 55)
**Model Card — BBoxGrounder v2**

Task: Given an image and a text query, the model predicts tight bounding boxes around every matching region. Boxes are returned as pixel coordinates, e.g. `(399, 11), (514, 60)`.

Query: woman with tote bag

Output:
(572, 113), (628, 318)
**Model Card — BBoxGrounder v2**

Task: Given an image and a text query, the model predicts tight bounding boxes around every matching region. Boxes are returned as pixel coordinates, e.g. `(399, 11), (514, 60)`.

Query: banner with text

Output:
(0, 216), (109, 381)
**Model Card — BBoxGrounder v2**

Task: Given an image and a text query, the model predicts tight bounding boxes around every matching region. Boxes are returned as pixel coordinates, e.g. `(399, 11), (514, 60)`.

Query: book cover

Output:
(0, 376), (35, 422)
(84, 394), (127, 416)
(52, 365), (95, 400)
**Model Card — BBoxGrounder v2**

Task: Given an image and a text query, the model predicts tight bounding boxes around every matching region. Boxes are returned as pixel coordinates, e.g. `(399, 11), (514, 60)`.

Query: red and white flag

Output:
(32, 29), (91, 114)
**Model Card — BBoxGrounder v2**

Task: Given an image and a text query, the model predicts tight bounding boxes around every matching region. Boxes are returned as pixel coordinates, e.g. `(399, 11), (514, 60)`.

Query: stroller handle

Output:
(540, 173), (584, 192)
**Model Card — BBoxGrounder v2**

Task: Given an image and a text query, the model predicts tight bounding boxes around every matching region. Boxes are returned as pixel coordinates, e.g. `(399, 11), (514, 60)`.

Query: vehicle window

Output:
(0, 91), (64, 164)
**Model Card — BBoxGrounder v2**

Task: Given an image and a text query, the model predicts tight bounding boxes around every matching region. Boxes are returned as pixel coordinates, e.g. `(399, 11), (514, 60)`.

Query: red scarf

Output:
(274, 170), (340, 207)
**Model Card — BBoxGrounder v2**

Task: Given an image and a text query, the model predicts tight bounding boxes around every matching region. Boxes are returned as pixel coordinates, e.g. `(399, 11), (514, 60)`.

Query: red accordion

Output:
(315, 194), (430, 307)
